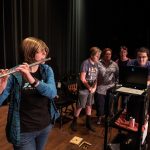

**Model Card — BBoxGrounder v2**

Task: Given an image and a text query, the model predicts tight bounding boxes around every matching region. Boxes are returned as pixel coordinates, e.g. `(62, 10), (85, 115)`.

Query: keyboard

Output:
(116, 87), (145, 95)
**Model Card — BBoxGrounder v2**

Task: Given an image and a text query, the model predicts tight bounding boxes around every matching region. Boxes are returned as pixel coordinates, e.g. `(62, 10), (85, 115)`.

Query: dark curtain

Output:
(0, 0), (87, 81)
(1, 0), (150, 80)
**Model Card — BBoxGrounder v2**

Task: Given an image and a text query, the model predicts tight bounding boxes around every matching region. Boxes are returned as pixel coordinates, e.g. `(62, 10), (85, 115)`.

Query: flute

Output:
(0, 57), (51, 78)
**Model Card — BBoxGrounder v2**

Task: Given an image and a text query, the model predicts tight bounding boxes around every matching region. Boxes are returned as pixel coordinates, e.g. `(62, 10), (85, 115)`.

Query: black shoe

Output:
(86, 124), (95, 132)
(70, 117), (77, 131)
(86, 115), (95, 132)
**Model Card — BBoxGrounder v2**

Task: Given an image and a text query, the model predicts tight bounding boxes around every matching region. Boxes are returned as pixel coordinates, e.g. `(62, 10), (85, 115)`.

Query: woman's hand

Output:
(0, 69), (9, 94)
(16, 63), (30, 75)
(89, 87), (96, 94)
(16, 63), (35, 83)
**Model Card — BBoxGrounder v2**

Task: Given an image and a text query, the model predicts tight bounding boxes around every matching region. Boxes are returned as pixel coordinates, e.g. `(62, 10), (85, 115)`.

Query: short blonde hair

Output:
(89, 47), (102, 57)
(21, 37), (49, 63)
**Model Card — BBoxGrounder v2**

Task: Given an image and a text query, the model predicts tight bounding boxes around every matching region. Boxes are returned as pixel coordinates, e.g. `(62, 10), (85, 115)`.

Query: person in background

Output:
(116, 45), (130, 68)
(115, 46), (130, 110)
(127, 47), (150, 83)
(95, 48), (119, 125)
(70, 47), (101, 132)
(0, 37), (59, 150)
(127, 47), (150, 122)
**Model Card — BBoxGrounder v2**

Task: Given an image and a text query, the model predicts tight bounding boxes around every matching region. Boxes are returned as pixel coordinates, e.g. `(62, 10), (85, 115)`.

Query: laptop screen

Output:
(119, 66), (148, 89)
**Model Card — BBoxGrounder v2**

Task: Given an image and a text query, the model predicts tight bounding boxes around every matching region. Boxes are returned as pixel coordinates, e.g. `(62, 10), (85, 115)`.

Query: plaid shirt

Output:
(96, 60), (119, 95)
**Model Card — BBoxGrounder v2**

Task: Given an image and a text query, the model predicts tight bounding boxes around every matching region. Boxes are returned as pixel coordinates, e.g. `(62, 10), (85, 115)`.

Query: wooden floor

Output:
(0, 105), (112, 150)
(0, 105), (150, 150)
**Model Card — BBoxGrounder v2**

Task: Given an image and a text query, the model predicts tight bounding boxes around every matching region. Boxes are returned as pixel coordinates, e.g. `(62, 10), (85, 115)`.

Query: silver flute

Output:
(0, 57), (51, 78)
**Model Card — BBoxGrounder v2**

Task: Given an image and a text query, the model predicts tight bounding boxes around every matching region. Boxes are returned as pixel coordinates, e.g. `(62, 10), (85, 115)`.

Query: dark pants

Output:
(94, 92), (106, 117)
(121, 95), (128, 109)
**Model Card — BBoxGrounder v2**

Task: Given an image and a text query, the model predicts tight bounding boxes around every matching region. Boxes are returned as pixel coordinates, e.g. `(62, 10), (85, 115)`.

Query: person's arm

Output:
(115, 59), (119, 64)
(127, 59), (134, 66)
(90, 80), (97, 93)
(147, 70), (150, 86)
(35, 66), (57, 99)
(115, 63), (119, 84)
(0, 78), (7, 94)
(0, 70), (9, 94)
(0, 70), (13, 106)
(80, 72), (90, 90)
(147, 62), (150, 86)
(16, 63), (57, 99)
(80, 72), (93, 93)
(147, 80), (150, 86)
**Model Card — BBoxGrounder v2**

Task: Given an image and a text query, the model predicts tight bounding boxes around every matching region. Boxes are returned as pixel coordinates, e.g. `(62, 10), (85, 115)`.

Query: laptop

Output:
(116, 66), (148, 95)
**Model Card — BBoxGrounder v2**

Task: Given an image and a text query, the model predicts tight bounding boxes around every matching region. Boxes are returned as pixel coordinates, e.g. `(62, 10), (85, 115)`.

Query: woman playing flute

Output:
(0, 37), (59, 150)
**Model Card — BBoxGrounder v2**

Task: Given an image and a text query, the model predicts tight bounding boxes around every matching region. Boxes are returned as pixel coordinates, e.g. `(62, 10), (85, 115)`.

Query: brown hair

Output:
(120, 45), (128, 51)
(21, 37), (49, 63)
(102, 47), (112, 57)
(137, 47), (150, 58)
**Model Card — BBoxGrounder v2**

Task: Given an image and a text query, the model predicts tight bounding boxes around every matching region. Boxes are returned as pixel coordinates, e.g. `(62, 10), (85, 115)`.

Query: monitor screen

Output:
(119, 66), (148, 89)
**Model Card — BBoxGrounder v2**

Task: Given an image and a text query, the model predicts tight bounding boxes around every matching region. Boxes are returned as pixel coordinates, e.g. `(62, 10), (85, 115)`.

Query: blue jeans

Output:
(13, 124), (53, 150)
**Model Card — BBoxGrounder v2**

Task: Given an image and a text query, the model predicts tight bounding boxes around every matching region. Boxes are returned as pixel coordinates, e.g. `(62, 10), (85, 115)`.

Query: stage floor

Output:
(0, 105), (149, 150)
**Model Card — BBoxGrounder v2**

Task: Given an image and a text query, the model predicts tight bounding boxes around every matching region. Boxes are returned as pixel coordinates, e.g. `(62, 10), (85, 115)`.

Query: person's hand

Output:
(89, 87), (96, 94)
(147, 80), (150, 86)
(0, 69), (9, 94)
(15, 63), (37, 85)
(15, 63), (31, 79)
